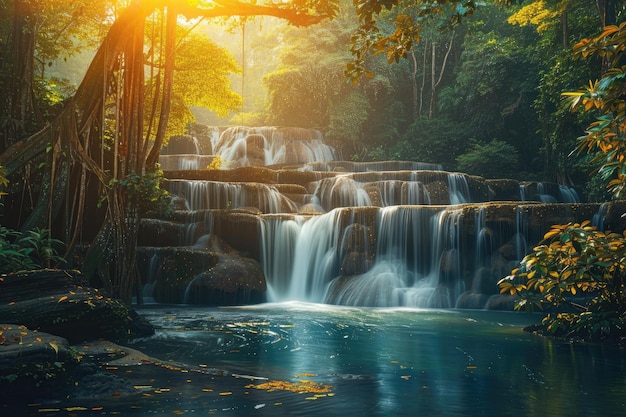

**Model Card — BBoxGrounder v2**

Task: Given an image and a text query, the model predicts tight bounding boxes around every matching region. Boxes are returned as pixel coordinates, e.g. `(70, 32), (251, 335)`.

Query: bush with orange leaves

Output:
(498, 221), (626, 343)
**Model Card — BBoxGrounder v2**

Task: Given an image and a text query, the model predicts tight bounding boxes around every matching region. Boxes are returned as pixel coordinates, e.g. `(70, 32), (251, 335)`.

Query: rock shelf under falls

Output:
(136, 126), (626, 308)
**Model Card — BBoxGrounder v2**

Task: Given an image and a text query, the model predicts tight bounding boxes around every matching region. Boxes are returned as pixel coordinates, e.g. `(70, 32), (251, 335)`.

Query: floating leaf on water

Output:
(254, 404), (266, 409)
(65, 407), (87, 411)
(38, 408), (61, 412)
(246, 379), (332, 394)
(57, 296), (68, 303)
(219, 392), (233, 396)
(400, 375), (410, 380)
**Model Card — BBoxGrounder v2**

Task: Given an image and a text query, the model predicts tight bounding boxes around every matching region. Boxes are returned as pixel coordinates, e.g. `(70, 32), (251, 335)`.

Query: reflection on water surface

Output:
(6, 302), (626, 416)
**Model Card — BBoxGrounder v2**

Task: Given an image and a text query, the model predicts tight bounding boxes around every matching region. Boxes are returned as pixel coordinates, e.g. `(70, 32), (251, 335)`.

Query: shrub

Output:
(498, 221), (626, 342)
(456, 139), (520, 179)
(0, 227), (66, 273)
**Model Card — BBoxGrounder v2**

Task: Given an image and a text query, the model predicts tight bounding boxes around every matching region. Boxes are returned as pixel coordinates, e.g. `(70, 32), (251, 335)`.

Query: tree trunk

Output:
(146, 6), (177, 169)
(561, 10), (569, 49)
(410, 48), (419, 122)
(596, 0), (616, 27)
(428, 31), (455, 119)
(429, 42), (436, 118)
(0, 0), (40, 152)
(419, 40), (427, 117)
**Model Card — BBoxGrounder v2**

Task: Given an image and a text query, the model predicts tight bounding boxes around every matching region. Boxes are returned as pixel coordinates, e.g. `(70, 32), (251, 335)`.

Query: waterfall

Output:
(260, 215), (303, 301)
(260, 206), (466, 308)
(514, 206), (529, 262)
(312, 176), (372, 210)
(448, 173), (471, 204)
(379, 180), (431, 206)
(142, 124), (620, 309)
(559, 185), (579, 203)
(592, 203), (608, 231)
(166, 180), (245, 210)
(213, 126), (337, 167)
(166, 180), (296, 213)
(475, 206), (491, 269)
(520, 182), (580, 203)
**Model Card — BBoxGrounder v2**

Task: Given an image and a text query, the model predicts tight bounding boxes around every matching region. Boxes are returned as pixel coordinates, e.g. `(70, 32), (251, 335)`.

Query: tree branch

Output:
(164, 0), (330, 27)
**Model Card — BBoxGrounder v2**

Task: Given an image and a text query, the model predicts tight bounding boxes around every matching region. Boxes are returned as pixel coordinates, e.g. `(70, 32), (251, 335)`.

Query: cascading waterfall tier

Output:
(136, 124), (623, 308)
(259, 203), (608, 309)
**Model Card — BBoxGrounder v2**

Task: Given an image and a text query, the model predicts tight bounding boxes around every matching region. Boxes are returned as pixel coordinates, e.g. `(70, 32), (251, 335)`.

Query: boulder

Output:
(0, 324), (75, 397)
(0, 270), (154, 343)
(184, 255), (266, 305)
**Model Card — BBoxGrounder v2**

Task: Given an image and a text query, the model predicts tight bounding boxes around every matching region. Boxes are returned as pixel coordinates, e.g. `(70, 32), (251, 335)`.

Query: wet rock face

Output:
(137, 233), (266, 305)
(161, 135), (200, 155)
(151, 126), (626, 309)
(183, 256), (266, 305)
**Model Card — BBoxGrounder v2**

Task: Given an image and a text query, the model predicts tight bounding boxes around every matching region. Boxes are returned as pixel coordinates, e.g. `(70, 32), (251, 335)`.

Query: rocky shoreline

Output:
(0, 269), (155, 402)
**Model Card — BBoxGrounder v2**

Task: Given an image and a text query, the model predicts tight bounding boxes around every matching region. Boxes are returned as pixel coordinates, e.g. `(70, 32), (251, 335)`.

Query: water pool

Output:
(6, 302), (626, 416)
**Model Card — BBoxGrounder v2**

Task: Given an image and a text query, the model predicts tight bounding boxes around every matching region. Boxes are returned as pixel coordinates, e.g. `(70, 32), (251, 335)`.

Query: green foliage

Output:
(0, 227), (65, 273)
(399, 117), (469, 165)
(109, 168), (172, 216)
(171, 31), (242, 118)
(33, 76), (76, 120)
(498, 221), (626, 342)
(456, 139), (520, 179)
(32, 0), (110, 64)
(346, 0), (476, 81)
(144, 28), (242, 142)
(264, 19), (355, 129)
(564, 22), (626, 198)
(327, 91), (371, 144)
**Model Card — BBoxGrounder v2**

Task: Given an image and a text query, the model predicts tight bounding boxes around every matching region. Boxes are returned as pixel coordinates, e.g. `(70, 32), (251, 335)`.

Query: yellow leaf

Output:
(57, 296), (68, 303)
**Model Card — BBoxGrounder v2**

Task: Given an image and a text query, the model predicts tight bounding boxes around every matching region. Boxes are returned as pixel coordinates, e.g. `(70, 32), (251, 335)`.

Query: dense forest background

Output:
(34, 0), (624, 203)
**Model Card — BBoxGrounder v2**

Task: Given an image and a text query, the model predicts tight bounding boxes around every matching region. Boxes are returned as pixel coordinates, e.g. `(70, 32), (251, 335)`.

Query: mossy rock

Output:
(0, 270), (154, 343)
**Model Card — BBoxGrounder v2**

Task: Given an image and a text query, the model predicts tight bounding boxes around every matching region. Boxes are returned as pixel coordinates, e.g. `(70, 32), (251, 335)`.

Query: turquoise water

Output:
(7, 303), (626, 416)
